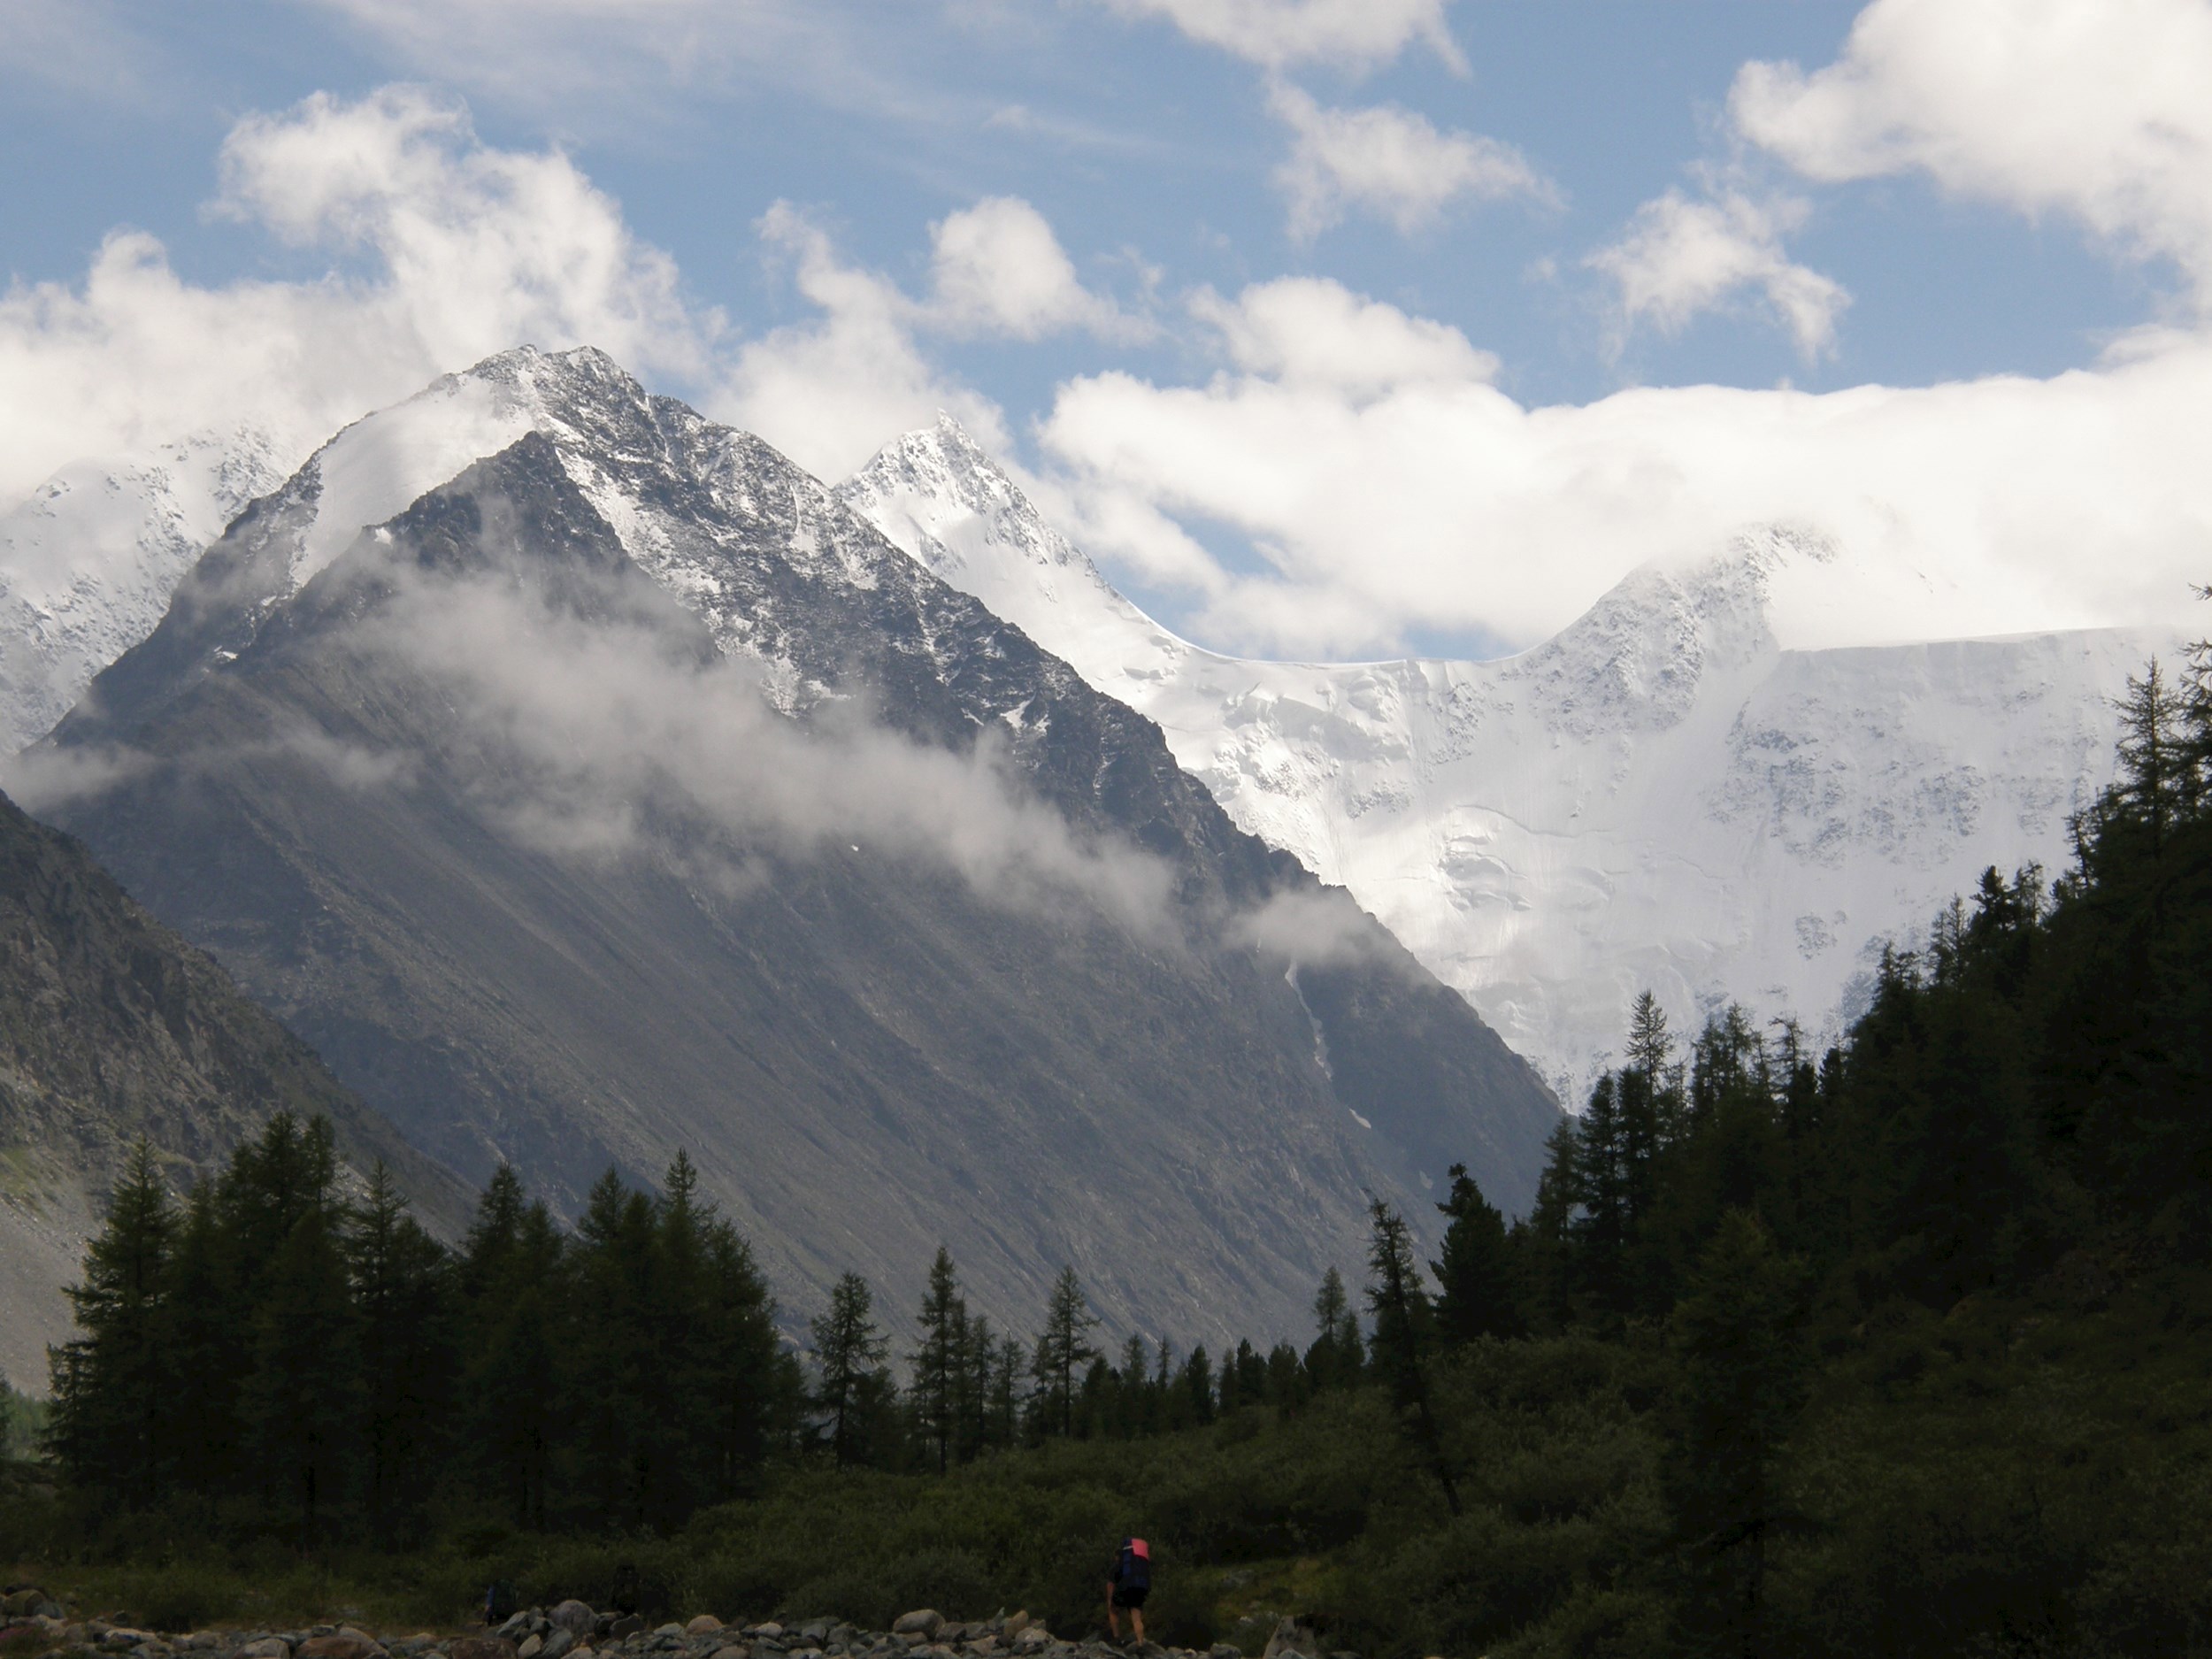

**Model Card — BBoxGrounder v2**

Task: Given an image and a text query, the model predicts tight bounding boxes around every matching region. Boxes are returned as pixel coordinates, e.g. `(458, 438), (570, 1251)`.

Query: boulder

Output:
(890, 1618), (941, 1642)
(1259, 1623), (1319, 1659)
(296, 1637), (382, 1659)
(551, 1607), (596, 1640)
(542, 1631), (578, 1659)
(685, 1622), (723, 1639)
(607, 1621), (645, 1642)
(449, 1639), (519, 1659)
(710, 1647), (750, 1659)
(237, 1641), (291, 1659)
(518, 1636), (543, 1659)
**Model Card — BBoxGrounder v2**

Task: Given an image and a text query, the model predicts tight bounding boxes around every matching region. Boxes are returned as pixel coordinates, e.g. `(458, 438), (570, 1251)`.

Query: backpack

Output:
(1120, 1540), (1151, 1591)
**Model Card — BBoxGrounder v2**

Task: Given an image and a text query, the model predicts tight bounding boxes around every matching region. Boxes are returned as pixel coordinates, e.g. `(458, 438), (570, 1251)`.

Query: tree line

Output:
(45, 1124), (1391, 1544)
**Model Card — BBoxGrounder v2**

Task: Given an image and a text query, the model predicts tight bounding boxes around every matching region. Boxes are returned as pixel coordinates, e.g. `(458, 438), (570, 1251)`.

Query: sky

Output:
(4, 0), (2211, 662)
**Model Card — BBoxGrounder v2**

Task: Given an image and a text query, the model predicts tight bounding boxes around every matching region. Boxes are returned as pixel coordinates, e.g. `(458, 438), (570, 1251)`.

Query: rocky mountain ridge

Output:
(25, 349), (1559, 1346)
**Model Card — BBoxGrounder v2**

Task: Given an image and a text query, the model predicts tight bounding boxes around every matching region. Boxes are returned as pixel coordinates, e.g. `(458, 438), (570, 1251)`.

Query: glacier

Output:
(0, 426), (293, 751)
(839, 417), (2174, 1102)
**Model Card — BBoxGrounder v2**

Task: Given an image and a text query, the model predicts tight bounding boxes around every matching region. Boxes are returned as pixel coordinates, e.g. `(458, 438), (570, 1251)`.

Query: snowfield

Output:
(841, 418), (2171, 1100)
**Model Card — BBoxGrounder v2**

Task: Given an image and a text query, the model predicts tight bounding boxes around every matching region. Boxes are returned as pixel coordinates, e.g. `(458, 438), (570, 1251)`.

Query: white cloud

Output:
(1039, 280), (2212, 660)
(1099, 0), (1463, 72)
(0, 85), (1124, 509)
(0, 86), (722, 510)
(1268, 83), (1552, 239)
(1588, 187), (1850, 359)
(715, 204), (1011, 480)
(1732, 0), (2212, 305)
(926, 196), (1137, 342)
(1192, 276), (1498, 397)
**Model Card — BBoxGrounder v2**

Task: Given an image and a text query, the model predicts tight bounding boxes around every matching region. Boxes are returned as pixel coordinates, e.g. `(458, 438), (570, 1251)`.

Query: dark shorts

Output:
(1112, 1586), (1148, 1609)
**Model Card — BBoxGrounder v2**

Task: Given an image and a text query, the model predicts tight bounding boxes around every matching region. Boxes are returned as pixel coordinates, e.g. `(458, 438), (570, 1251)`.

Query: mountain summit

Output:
(841, 419), (2166, 1097)
(25, 348), (1559, 1342)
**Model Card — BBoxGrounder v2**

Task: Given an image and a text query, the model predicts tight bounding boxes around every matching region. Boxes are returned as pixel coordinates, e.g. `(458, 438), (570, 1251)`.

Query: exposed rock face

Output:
(0, 784), (469, 1392)
(27, 349), (1559, 1345)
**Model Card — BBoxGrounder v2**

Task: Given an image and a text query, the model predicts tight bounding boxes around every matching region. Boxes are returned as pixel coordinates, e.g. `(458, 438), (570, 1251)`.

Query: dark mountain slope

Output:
(33, 350), (1559, 1340)
(0, 784), (469, 1390)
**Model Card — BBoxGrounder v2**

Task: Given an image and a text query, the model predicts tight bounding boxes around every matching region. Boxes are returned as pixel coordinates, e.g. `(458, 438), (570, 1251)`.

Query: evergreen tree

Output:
(988, 1333), (1025, 1451)
(1115, 1331), (1152, 1439)
(1305, 1266), (1364, 1388)
(1432, 1164), (1523, 1344)
(164, 1179), (237, 1496)
(240, 1204), (359, 1543)
(696, 1209), (784, 1501)
(957, 1310), (995, 1461)
(346, 1163), (454, 1543)
(46, 1140), (175, 1502)
(811, 1271), (889, 1469)
(1263, 1341), (1308, 1416)
(912, 1246), (964, 1472)
(458, 1169), (565, 1528)
(1663, 1210), (1810, 1657)
(1364, 1198), (1459, 1516)
(1031, 1265), (1100, 1439)
(2112, 657), (2190, 860)
(1178, 1345), (1215, 1427)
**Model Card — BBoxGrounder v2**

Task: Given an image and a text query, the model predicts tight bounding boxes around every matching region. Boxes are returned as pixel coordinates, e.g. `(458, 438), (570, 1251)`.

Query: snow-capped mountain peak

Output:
(0, 424), (293, 750)
(840, 421), (2170, 1100)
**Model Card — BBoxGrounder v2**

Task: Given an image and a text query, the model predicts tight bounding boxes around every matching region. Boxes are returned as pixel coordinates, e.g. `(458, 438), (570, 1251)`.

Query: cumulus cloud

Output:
(926, 197), (1141, 342)
(0, 85), (1122, 510)
(1588, 185), (1850, 358)
(717, 204), (1011, 480)
(1191, 276), (1498, 397)
(0, 85), (720, 509)
(1267, 83), (1552, 240)
(717, 199), (1133, 477)
(1732, 0), (2212, 306)
(1098, 0), (1463, 72)
(1039, 279), (2212, 659)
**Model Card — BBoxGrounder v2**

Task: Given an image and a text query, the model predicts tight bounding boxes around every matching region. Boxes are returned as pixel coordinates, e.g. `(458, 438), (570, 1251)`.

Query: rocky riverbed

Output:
(0, 1596), (1340, 1659)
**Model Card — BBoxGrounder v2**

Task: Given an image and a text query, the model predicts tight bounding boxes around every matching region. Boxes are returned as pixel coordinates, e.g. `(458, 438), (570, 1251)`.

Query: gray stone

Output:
(549, 1609), (595, 1641)
(889, 1618), (940, 1643)
(518, 1637), (543, 1659)
(542, 1632), (577, 1659)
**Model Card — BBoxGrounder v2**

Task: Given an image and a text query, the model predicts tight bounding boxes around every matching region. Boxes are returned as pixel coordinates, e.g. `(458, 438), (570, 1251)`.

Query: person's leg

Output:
(1106, 1588), (1120, 1642)
(1130, 1607), (1144, 1646)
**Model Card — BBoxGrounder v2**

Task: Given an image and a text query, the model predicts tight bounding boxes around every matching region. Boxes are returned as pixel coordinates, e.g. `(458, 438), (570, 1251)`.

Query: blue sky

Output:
(4, 0), (2211, 659)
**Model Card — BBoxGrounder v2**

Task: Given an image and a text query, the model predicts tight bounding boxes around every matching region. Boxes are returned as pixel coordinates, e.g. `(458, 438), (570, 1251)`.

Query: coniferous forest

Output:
(9, 657), (2212, 1656)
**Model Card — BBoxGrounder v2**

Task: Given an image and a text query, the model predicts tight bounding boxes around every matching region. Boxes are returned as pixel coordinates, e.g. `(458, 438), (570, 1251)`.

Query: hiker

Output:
(1106, 1535), (1151, 1645)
